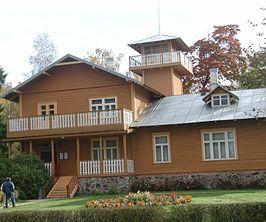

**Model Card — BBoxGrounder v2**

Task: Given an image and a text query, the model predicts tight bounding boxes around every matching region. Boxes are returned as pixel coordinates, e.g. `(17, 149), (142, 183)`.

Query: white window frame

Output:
(91, 137), (119, 160)
(89, 97), (117, 111)
(202, 129), (237, 161)
(211, 94), (230, 107)
(38, 102), (57, 116)
(153, 133), (171, 164)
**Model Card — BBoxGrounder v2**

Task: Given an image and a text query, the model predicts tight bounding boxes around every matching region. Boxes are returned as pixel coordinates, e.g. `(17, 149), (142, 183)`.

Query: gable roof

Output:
(2, 54), (163, 102)
(202, 85), (239, 102)
(131, 88), (266, 127)
(128, 34), (191, 53)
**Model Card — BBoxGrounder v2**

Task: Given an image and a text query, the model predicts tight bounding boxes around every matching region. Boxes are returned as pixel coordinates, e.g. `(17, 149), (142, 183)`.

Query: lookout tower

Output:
(128, 34), (193, 96)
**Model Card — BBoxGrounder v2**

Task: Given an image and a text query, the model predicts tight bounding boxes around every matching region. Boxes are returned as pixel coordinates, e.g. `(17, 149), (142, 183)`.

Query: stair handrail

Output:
(41, 176), (58, 199)
(66, 176), (77, 198)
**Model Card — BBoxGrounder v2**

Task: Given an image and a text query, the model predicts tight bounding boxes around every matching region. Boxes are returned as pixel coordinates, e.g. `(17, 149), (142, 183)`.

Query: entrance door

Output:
(57, 139), (76, 176)
(40, 143), (58, 175)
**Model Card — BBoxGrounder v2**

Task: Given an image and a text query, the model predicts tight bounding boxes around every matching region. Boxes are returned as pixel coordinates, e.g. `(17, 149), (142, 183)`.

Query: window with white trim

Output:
(39, 103), (57, 115)
(211, 94), (229, 107)
(90, 97), (117, 111)
(91, 139), (118, 160)
(153, 134), (170, 163)
(203, 131), (236, 160)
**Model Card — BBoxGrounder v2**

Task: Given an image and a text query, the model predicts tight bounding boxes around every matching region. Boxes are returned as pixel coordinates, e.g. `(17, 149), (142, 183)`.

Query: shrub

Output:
(92, 189), (105, 196)
(0, 153), (49, 199)
(168, 203), (266, 222)
(0, 203), (266, 222)
(108, 186), (120, 195)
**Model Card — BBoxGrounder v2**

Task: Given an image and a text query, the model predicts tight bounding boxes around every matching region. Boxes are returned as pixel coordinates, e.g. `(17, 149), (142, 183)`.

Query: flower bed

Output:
(85, 191), (192, 208)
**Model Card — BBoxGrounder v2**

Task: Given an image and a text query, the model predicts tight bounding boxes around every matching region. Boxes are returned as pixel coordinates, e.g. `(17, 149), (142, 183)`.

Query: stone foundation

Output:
(78, 176), (136, 194)
(78, 170), (266, 194)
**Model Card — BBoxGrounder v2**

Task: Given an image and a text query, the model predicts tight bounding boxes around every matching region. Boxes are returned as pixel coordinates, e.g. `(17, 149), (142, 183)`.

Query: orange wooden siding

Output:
(133, 120), (266, 175)
(143, 67), (173, 96)
(134, 85), (153, 119)
(20, 64), (132, 117)
(172, 69), (183, 95)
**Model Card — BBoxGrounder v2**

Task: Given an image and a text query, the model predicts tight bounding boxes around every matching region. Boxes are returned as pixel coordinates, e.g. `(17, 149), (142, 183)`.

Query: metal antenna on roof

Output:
(158, 0), (161, 35)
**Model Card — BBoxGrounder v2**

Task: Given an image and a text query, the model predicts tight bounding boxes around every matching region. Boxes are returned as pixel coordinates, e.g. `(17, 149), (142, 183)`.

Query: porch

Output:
(17, 133), (135, 177)
(7, 109), (133, 139)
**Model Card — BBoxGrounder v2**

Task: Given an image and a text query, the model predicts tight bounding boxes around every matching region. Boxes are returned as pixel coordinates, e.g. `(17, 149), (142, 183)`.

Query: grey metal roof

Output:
(128, 34), (191, 53)
(131, 88), (266, 127)
(2, 54), (163, 102)
(129, 34), (178, 45)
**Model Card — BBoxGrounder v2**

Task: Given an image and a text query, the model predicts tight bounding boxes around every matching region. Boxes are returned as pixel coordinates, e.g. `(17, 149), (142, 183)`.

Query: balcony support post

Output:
(99, 136), (103, 175)
(76, 137), (80, 176)
(123, 134), (128, 174)
(51, 139), (55, 176)
(29, 140), (33, 155)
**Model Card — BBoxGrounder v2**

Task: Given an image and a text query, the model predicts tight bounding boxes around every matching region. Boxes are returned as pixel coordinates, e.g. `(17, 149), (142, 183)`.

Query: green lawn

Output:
(1, 189), (266, 212)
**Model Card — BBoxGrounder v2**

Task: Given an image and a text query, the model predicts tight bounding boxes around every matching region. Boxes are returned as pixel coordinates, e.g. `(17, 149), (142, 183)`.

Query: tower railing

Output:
(129, 51), (193, 73)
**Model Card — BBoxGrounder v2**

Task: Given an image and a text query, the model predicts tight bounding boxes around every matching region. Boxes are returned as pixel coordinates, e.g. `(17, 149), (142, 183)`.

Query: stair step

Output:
(46, 176), (78, 199)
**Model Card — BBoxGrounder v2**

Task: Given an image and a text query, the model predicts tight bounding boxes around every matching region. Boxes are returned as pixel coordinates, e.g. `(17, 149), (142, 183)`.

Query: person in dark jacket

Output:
(1, 178), (15, 208)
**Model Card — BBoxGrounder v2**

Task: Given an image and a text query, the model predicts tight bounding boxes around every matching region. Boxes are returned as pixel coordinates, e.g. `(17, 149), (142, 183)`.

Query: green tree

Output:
(184, 25), (247, 92)
(85, 48), (123, 72)
(0, 154), (49, 199)
(0, 83), (20, 158)
(0, 67), (7, 157)
(29, 33), (58, 76)
(240, 50), (266, 89)
(240, 5), (266, 89)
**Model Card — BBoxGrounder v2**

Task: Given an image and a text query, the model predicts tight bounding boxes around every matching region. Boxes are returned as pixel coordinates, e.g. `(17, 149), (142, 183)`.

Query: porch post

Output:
(99, 136), (103, 175)
(51, 139), (55, 176)
(7, 142), (11, 159)
(29, 140), (33, 155)
(76, 137), (80, 176)
(123, 134), (128, 174)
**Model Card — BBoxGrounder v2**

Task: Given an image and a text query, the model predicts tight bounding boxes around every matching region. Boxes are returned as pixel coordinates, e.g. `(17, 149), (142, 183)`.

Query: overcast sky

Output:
(0, 0), (265, 86)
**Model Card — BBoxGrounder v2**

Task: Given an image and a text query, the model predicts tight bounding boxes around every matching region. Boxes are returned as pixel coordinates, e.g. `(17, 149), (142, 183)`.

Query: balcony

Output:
(129, 51), (193, 74)
(7, 109), (133, 139)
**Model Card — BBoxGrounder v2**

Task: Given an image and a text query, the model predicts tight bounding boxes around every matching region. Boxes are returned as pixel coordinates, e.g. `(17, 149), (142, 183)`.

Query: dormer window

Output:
(211, 94), (229, 107)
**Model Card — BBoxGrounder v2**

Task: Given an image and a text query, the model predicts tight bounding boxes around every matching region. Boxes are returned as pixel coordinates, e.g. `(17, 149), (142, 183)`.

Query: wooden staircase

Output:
(47, 176), (78, 198)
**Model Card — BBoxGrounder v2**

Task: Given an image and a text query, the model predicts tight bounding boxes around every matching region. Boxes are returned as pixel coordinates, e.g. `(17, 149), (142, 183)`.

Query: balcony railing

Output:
(129, 51), (193, 73)
(7, 109), (133, 137)
(80, 159), (134, 175)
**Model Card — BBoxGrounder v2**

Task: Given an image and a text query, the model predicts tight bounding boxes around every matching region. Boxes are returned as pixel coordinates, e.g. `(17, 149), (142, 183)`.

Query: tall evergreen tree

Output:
(0, 67), (7, 157)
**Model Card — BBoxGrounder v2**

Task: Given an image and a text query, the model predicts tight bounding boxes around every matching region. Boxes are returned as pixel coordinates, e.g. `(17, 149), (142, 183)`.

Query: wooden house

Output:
(2, 35), (266, 198)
